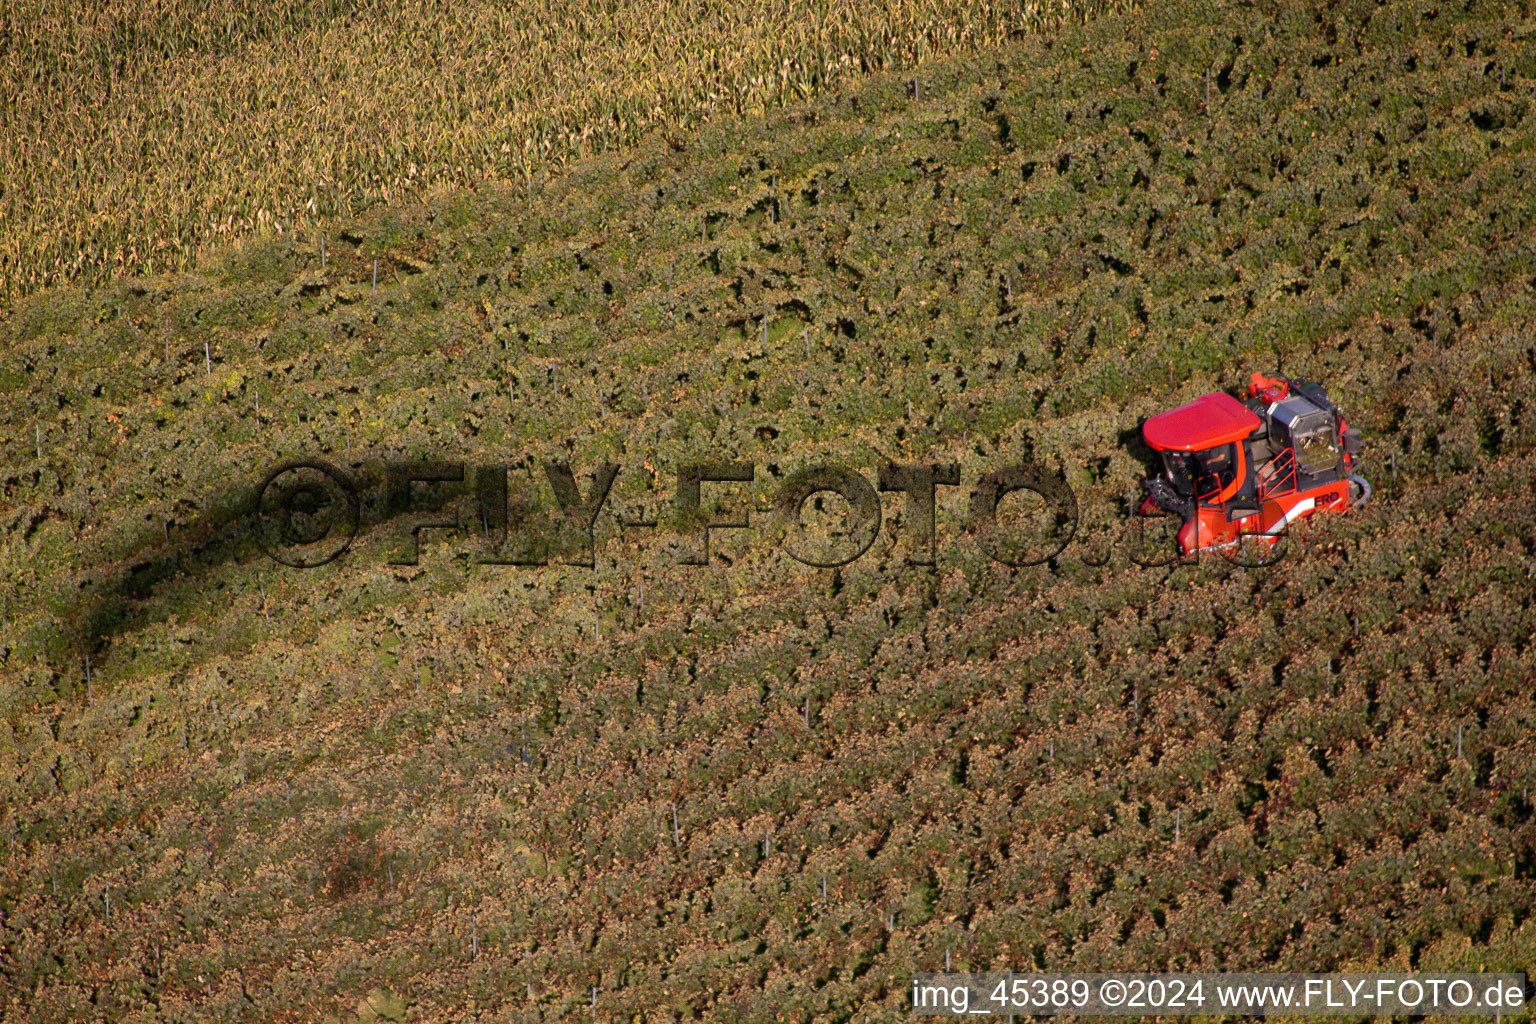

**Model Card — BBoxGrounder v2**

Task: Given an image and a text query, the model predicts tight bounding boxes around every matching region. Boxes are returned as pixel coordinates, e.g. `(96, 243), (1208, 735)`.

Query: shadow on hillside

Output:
(1118, 423), (1161, 481)
(57, 436), (1185, 688)
(59, 456), (631, 687)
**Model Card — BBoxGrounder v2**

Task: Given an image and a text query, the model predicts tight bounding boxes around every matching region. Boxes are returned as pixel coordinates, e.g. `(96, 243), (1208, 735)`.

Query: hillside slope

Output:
(3, 0), (1536, 1020)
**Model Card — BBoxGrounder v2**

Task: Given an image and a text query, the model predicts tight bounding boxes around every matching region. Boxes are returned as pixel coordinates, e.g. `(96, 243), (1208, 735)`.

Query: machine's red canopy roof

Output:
(1143, 392), (1261, 452)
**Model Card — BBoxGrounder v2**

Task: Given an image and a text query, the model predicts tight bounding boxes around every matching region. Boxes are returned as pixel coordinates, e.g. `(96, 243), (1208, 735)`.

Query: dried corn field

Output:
(0, 0), (1128, 303)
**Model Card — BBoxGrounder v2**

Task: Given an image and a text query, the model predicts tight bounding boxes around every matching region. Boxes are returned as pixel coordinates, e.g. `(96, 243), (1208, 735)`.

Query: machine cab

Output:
(1142, 392), (1261, 510)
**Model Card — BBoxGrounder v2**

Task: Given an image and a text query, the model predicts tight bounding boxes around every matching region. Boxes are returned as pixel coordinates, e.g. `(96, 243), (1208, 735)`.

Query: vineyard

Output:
(2, 0), (1536, 1020)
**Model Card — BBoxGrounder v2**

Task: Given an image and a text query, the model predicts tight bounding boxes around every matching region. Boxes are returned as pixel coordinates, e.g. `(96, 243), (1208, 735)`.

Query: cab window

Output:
(1162, 451), (1198, 496)
(1198, 444), (1238, 490)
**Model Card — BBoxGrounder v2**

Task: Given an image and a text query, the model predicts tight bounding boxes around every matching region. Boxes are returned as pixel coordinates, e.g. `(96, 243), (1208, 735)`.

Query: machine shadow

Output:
(57, 458), (618, 689)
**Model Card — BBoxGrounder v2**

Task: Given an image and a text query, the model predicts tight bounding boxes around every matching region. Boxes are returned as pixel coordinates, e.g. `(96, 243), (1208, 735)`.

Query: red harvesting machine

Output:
(1137, 373), (1370, 556)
